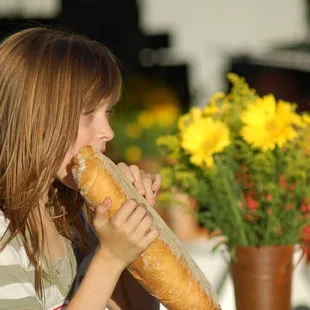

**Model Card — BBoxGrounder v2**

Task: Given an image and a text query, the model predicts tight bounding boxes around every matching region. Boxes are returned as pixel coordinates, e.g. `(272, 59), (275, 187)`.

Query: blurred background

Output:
(2, 0), (310, 162)
(1, 1), (310, 309)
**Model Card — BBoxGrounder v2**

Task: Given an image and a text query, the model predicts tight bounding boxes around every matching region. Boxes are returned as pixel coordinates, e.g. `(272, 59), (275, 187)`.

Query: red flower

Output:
(247, 181), (254, 188)
(279, 174), (295, 192)
(286, 203), (294, 210)
(301, 205), (308, 213)
(246, 195), (259, 210)
(302, 225), (310, 242)
(289, 183), (295, 191)
(243, 212), (259, 222)
(280, 174), (287, 189)
(266, 193), (273, 202)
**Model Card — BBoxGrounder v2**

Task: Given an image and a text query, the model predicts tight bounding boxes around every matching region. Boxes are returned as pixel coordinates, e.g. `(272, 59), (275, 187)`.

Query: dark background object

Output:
(0, 0), (190, 109)
(227, 54), (310, 112)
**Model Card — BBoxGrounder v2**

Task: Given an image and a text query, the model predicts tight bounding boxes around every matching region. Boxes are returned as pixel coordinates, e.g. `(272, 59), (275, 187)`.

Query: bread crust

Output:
(72, 145), (220, 310)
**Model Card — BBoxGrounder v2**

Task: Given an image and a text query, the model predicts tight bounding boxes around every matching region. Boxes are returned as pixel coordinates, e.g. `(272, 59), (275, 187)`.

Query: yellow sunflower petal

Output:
(181, 117), (230, 168)
(240, 95), (298, 151)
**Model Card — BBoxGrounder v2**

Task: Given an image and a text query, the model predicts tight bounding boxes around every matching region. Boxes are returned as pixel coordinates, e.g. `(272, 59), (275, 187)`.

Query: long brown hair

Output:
(0, 27), (122, 295)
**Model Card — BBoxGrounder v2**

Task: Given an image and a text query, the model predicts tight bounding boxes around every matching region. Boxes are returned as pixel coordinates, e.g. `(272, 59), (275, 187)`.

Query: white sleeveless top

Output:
(0, 210), (98, 310)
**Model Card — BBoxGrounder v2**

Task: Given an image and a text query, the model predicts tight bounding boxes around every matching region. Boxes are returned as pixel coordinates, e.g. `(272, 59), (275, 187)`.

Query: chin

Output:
(56, 156), (80, 190)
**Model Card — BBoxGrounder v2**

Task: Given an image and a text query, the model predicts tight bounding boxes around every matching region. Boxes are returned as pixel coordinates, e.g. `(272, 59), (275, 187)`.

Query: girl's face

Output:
(56, 101), (115, 189)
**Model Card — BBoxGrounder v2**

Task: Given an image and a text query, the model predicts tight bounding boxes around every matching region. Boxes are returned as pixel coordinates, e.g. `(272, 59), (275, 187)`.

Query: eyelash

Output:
(82, 108), (114, 117)
(106, 108), (114, 117)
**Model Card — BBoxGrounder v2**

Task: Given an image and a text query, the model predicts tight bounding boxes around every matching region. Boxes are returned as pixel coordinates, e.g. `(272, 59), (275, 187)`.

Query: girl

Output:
(0, 27), (161, 310)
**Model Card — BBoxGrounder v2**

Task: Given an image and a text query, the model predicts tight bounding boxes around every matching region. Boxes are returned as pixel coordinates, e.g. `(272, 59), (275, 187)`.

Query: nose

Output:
(101, 122), (114, 142)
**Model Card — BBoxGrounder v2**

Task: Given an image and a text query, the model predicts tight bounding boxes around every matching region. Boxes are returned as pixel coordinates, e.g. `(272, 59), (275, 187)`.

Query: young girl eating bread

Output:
(0, 27), (161, 310)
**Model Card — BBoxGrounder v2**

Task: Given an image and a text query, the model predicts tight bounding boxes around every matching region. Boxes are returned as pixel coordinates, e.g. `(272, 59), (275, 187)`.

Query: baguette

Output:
(72, 145), (220, 310)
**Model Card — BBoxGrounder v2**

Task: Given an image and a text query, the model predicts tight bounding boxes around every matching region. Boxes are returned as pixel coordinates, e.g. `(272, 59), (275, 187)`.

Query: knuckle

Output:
(142, 173), (151, 181)
(111, 218), (121, 228)
(145, 212), (153, 220)
(129, 164), (139, 171)
(125, 198), (138, 208)
(144, 214), (153, 226)
(137, 203), (147, 210)
(124, 226), (132, 235)
(129, 234), (139, 245)
(136, 205), (147, 216)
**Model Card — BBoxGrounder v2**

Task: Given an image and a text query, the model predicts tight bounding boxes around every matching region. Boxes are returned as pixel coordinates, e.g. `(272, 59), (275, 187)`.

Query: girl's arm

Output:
(68, 198), (159, 310)
(67, 248), (125, 310)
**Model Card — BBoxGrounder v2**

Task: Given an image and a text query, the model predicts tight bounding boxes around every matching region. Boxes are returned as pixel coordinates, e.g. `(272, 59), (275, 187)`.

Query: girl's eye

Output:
(106, 108), (115, 117)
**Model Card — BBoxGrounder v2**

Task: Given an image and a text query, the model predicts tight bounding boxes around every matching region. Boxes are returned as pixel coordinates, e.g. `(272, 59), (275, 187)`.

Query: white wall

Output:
(138, 0), (308, 105)
(0, 0), (61, 18)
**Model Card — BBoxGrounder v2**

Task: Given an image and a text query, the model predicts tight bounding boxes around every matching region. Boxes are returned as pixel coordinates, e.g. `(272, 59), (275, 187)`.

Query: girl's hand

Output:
(117, 163), (161, 206)
(93, 198), (159, 268)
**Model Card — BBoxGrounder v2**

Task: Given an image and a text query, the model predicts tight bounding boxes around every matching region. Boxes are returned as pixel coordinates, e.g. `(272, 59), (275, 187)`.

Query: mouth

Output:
(87, 145), (105, 154)
(99, 147), (106, 154)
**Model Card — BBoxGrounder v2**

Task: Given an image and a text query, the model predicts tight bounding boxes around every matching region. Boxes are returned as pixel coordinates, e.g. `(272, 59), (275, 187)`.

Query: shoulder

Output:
(0, 210), (30, 268)
(0, 211), (41, 308)
(0, 211), (69, 309)
(0, 210), (34, 281)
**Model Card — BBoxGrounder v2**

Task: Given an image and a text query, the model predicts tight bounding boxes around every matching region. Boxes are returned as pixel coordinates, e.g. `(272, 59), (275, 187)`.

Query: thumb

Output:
(93, 198), (111, 231)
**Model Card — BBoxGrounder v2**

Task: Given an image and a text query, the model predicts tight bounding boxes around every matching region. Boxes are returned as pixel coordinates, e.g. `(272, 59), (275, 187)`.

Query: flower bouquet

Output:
(157, 74), (310, 309)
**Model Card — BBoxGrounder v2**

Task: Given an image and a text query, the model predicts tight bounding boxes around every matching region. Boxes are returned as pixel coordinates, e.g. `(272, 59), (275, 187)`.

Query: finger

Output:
(134, 213), (153, 238)
(112, 199), (138, 224)
(142, 173), (156, 205)
(129, 165), (146, 195)
(141, 225), (160, 248)
(93, 198), (111, 230)
(117, 162), (135, 182)
(151, 174), (162, 192)
(126, 204), (148, 232)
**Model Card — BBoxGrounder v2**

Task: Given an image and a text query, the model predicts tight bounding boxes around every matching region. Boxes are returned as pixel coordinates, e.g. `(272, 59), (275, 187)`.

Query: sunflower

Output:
(241, 95), (301, 151)
(181, 117), (230, 167)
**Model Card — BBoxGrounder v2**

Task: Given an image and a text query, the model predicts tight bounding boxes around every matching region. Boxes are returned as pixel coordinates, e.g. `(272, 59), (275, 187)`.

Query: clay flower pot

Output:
(230, 246), (294, 310)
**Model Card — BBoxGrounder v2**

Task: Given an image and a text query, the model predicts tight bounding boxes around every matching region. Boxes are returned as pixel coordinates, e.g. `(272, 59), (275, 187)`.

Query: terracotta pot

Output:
(166, 193), (208, 241)
(230, 246), (294, 310)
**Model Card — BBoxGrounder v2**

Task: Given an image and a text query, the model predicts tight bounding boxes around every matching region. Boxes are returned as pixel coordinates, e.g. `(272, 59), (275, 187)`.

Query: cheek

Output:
(72, 124), (96, 153)
(56, 148), (78, 189)
(56, 124), (95, 188)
